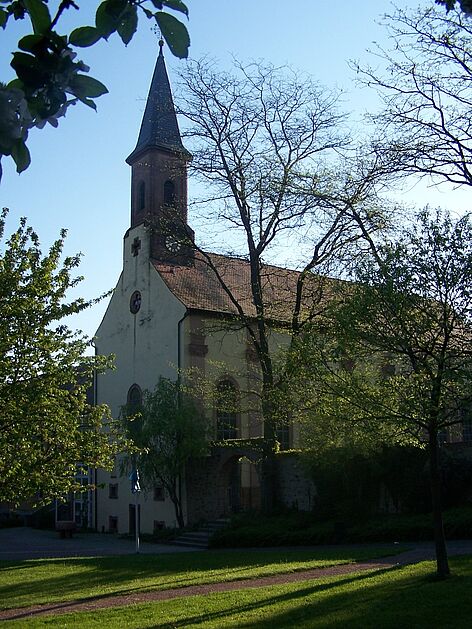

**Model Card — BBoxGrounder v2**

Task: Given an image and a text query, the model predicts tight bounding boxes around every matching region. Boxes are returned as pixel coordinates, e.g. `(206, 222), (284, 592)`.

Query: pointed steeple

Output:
(127, 40), (190, 164)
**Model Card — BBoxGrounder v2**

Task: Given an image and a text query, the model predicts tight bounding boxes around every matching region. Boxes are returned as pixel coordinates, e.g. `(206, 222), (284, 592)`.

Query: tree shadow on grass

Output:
(142, 558), (472, 629)
(0, 550), (374, 611)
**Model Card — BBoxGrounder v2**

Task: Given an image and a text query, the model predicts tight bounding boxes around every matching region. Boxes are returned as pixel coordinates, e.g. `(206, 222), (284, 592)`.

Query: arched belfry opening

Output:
(137, 180), (145, 212)
(164, 179), (175, 206)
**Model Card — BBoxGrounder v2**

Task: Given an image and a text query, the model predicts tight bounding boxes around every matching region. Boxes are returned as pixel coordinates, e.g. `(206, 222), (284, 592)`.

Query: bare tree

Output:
(355, 6), (472, 188)
(176, 59), (390, 507)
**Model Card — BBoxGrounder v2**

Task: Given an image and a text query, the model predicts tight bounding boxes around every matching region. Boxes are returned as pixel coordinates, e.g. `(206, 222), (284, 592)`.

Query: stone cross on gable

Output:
(131, 237), (141, 257)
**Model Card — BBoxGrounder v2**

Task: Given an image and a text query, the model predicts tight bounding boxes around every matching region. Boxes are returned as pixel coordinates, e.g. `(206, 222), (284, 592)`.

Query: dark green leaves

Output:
(0, 8), (8, 28)
(158, 0), (189, 17)
(69, 26), (102, 47)
(95, 0), (128, 39)
(23, 0), (51, 34)
(69, 74), (108, 103)
(0, 1), (191, 177)
(116, 4), (138, 45)
(155, 11), (190, 58)
(10, 138), (30, 173)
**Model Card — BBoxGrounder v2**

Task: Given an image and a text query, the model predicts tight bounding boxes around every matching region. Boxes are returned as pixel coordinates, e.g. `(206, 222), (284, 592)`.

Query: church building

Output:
(94, 43), (312, 535)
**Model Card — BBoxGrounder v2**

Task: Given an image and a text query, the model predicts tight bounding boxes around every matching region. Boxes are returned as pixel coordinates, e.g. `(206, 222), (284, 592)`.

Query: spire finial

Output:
(158, 38), (164, 55)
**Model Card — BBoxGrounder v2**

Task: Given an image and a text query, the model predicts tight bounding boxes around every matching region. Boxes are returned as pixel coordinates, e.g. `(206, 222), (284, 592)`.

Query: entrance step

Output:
(171, 518), (230, 549)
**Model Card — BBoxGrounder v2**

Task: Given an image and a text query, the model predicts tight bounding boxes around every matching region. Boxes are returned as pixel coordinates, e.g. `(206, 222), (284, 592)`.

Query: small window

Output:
(137, 180), (145, 211)
(154, 485), (165, 501)
(154, 520), (165, 532)
(109, 483), (118, 499)
(164, 180), (175, 206)
(108, 516), (118, 533)
(216, 379), (239, 440)
(277, 424), (290, 451)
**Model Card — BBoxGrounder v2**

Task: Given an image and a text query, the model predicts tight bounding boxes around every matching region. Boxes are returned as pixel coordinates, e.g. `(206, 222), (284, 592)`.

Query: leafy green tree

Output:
(122, 377), (210, 528)
(0, 208), (127, 506)
(290, 208), (472, 578)
(0, 0), (190, 178)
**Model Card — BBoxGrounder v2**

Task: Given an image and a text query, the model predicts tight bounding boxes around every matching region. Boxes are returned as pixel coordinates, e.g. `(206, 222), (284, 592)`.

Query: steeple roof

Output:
(127, 40), (191, 164)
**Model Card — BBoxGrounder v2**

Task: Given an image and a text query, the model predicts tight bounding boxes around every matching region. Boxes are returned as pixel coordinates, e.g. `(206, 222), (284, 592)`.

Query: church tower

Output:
(126, 40), (194, 265)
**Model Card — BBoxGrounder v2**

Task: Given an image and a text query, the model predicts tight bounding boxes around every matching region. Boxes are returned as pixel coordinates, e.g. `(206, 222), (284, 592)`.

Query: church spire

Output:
(126, 40), (194, 265)
(126, 39), (190, 164)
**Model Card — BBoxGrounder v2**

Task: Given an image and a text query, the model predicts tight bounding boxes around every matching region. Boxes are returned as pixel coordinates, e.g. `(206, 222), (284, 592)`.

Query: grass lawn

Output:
(0, 546), (401, 611)
(2, 556), (472, 628)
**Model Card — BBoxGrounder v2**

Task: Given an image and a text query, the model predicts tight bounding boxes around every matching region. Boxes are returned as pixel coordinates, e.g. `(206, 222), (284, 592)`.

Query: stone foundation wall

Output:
(276, 452), (315, 512)
(185, 449), (316, 524)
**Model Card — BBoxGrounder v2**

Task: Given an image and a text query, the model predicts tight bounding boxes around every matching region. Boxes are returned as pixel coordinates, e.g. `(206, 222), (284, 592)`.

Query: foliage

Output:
(0, 209), (126, 506)
(211, 507), (472, 548)
(437, 0), (472, 12)
(121, 376), (210, 527)
(0, 0), (190, 178)
(303, 445), (430, 520)
(289, 208), (472, 577)
(357, 5), (472, 188)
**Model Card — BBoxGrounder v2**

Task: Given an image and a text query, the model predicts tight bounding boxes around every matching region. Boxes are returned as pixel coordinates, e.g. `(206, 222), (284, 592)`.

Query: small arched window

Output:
(163, 180), (175, 206)
(216, 379), (239, 440)
(137, 181), (145, 211)
(127, 384), (143, 416)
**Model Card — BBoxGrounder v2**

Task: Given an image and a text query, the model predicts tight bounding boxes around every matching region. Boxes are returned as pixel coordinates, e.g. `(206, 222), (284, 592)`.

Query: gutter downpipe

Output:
(92, 340), (99, 533)
(177, 309), (190, 526)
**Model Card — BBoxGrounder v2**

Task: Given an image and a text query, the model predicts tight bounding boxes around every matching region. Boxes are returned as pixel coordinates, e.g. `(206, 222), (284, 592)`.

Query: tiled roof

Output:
(153, 252), (330, 323)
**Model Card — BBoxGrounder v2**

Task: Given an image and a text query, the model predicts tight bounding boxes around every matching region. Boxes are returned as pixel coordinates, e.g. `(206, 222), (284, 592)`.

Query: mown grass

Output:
(3, 556), (472, 628)
(0, 546), (401, 611)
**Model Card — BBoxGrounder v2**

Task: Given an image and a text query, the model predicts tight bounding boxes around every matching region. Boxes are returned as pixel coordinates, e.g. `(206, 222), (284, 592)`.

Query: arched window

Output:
(216, 379), (239, 440)
(137, 181), (145, 211)
(277, 424), (290, 451)
(163, 179), (175, 206)
(127, 384), (142, 416)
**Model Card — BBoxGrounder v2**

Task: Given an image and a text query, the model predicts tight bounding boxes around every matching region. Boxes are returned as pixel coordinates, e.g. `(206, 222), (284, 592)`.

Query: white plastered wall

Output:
(94, 223), (188, 534)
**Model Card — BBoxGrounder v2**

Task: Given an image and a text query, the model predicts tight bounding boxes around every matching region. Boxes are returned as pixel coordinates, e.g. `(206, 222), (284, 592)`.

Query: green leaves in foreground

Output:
(0, 1), (190, 178)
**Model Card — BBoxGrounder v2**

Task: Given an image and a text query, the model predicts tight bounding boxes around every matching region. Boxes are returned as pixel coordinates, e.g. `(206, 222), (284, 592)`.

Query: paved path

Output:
(0, 526), (200, 561)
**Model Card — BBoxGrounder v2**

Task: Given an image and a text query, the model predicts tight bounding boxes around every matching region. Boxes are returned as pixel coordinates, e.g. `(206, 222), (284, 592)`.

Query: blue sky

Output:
(1, 0), (462, 338)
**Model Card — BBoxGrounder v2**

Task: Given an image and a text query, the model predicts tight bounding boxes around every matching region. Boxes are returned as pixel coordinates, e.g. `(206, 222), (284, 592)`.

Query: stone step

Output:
(171, 519), (230, 549)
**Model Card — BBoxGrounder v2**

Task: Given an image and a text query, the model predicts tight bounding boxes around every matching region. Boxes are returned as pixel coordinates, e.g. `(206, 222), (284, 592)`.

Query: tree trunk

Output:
(428, 429), (450, 578)
(260, 384), (277, 513)
(167, 481), (185, 528)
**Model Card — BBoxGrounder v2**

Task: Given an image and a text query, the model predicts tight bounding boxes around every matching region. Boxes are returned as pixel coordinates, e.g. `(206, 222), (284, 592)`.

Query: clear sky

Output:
(1, 0), (463, 339)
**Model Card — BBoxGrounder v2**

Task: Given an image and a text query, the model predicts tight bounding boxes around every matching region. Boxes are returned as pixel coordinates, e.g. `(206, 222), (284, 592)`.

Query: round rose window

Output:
(130, 290), (142, 314)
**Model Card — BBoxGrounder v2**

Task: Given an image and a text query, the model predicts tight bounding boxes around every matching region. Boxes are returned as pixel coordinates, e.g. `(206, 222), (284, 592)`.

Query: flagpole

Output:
(129, 468), (141, 554)
(135, 488), (140, 554)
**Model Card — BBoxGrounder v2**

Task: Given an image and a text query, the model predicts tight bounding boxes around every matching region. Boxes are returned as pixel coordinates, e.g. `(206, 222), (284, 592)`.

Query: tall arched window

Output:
(126, 384), (143, 441)
(216, 379), (239, 440)
(163, 180), (175, 206)
(127, 384), (142, 416)
(137, 181), (145, 211)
